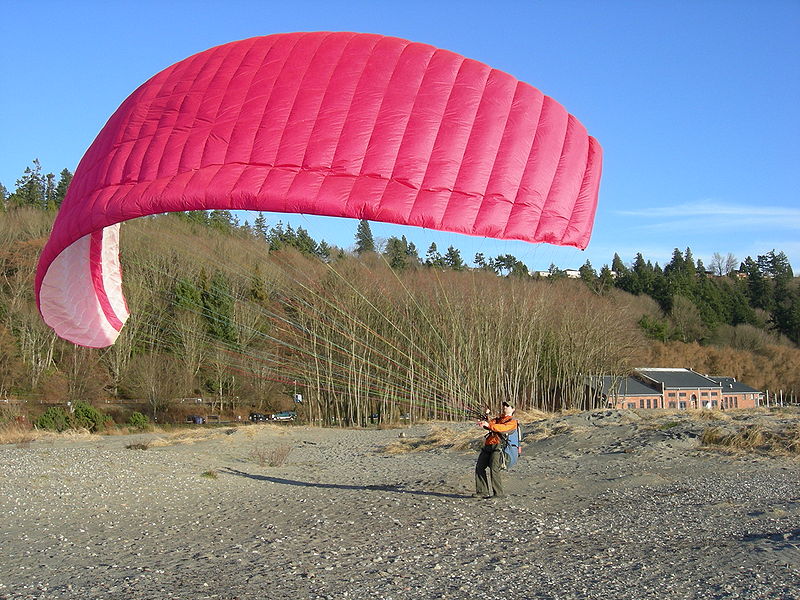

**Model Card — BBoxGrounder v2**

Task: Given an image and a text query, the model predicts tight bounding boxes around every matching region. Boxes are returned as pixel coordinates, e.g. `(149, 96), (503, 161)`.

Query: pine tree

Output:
(611, 253), (628, 275)
(0, 182), (7, 212)
(355, 220), (375, 255)
(202, 271), (237, 344)
(443, 246), (465, 271)
(598, 265), (615, 293)
(12, 159), (45, 208)
(249, 266), (269, 304)
(253, 213), (268, 240)
(425, 243), (444, 267)
(54, 169), (73, 207)
(579, 260), (597, 285)
(43, 172), (57, 210)
(404, 237), (419, 264)
(318, 240), (332, 260)
(384, 236), (410, 270)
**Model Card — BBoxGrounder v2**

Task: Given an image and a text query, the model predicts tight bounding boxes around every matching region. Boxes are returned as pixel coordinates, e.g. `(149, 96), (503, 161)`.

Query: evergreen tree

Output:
(208, 210), (236, 231)
(773, 287), (800, 344)
(12, 159), (45, 208)
(0, 182), (7, 212)
(294, 227), (320, 256)
(443, 246), (465, 271)
(43, 172), (57, 210)
(174, 277), (202, 309)
(54, 168), (73, 207)
(253, 213), (268, 240)
(405, 238), (420, 264)
(597, 265), (615, 293)
(384, 236), (411, 270)
(249, 266), (269, 304)
(611, 253), (628, 275)
(547, 262), (566, 280)
(355, 219), (375, 255)
(695, 258), (706, 276)
(425, 243), (444, 268)
(318, 240), (332, 260)
(202, 271), (237, 344)
(183, 210), (210, 226)
(683, 247), (696, 277)
(579, 260), (597, 286)
(741, 256), (772, 312)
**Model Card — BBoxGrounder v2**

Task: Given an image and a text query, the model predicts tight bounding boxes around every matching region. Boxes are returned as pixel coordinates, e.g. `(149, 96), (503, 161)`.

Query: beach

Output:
(1, 410), (798, 600)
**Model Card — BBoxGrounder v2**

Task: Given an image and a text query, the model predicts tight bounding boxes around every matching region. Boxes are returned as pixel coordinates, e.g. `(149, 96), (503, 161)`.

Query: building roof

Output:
(635, 368), (720, 389)
(601, 375), (661, 397)
(707, 376), (761, 394)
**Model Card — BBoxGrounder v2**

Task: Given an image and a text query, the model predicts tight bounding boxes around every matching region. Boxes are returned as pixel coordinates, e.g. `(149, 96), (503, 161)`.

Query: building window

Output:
(640, 399), (645, 409)
(627, 402), (636, 409)
(711, 391), (718, 396)
(668, 401), (677, 409)
(667, 392), (676, 397)
(679, 392), (687, 397)
(701, 392), (709, 397)
(679, 401), (686, 410)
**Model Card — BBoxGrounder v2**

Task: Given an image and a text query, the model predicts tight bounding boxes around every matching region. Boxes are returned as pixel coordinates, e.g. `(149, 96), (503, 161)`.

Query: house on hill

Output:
(599, 368), (762, 410)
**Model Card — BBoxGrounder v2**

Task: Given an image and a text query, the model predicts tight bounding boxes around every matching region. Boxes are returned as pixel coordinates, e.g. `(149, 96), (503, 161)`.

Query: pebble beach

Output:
(1, 410), (798, 600)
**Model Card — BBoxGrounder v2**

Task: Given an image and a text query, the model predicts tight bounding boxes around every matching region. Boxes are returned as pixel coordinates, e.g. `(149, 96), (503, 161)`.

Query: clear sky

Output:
(2, 0), (798, 272)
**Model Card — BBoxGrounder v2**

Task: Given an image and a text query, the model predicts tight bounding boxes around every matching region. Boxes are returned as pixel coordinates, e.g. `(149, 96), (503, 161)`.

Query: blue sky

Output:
(2, 0), (798, 272)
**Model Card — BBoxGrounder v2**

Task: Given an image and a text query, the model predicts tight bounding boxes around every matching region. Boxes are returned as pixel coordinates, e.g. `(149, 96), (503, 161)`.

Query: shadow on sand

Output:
(223, 467), (469, 499)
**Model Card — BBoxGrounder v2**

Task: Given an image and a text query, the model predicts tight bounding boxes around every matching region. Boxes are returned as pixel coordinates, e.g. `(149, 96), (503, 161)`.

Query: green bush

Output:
(72, 401), (107, 432)
(35, 407), (73, 432)
(128, 411), (150, 430)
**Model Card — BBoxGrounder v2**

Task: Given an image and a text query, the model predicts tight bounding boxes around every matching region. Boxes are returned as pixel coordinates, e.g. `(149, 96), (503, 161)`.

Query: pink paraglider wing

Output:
(36, 31), (602, 347)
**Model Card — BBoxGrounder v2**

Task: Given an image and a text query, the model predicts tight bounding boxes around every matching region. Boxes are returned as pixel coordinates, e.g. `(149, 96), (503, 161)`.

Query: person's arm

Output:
(487, 418), (517, 434)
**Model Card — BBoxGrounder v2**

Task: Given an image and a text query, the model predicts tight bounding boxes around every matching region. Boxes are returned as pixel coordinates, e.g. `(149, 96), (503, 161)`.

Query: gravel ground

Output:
(0, 410), (798, 600)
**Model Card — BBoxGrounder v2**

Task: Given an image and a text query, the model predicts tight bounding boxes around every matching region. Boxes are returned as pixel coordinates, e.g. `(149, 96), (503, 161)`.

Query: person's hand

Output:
(478, 420), (489, 429)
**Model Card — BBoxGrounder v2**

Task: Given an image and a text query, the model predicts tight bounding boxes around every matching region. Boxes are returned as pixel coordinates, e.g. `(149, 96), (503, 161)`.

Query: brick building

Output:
(600, 368), (762, 410)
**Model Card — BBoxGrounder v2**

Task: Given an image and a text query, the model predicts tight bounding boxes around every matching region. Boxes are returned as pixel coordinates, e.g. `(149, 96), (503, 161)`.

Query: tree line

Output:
(0, 159), (798, 426)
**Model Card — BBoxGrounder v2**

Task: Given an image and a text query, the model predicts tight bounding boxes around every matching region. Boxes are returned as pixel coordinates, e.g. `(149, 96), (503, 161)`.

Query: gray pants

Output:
(475, 445), (504, 497)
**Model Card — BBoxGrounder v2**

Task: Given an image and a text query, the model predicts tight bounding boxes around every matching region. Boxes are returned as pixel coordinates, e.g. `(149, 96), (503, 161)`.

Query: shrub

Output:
(128, 411), (150, 430)
(72, 401), (107, 432)
(35, 407), (73, 432)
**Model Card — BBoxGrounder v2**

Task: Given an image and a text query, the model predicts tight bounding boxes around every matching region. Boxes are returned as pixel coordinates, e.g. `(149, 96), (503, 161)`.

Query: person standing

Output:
(474, 401), (518, 499)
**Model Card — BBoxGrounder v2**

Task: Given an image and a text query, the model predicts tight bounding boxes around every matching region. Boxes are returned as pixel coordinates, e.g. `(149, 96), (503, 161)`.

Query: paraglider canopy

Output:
(36, 31), (602, 348)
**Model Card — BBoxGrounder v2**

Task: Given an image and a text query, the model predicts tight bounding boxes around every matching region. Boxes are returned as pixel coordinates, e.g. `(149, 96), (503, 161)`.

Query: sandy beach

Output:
(1, 410), (798, 600)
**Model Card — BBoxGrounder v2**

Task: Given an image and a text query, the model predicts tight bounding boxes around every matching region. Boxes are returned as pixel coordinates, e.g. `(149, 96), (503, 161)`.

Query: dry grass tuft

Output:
(148, 429), (228, 447)
(381, 426), (482, 454)
(249, 443), (293, 466)
(701, 423), (800, 456)
(0, 424), (41, 446)
(691, 410), (732, 421)
(201, 469), (219, 479)
(125, 441), (151, 450)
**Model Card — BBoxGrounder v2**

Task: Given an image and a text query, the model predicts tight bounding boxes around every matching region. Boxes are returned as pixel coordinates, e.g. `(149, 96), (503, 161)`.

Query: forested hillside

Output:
(1, 165), (799, 423)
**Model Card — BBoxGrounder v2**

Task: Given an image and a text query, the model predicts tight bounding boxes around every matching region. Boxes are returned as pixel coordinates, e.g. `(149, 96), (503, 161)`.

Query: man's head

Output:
(502, 401), (515, 416)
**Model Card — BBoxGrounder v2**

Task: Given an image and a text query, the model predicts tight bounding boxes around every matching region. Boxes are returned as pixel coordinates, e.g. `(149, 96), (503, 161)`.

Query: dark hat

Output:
(502, 401), (515, 409)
